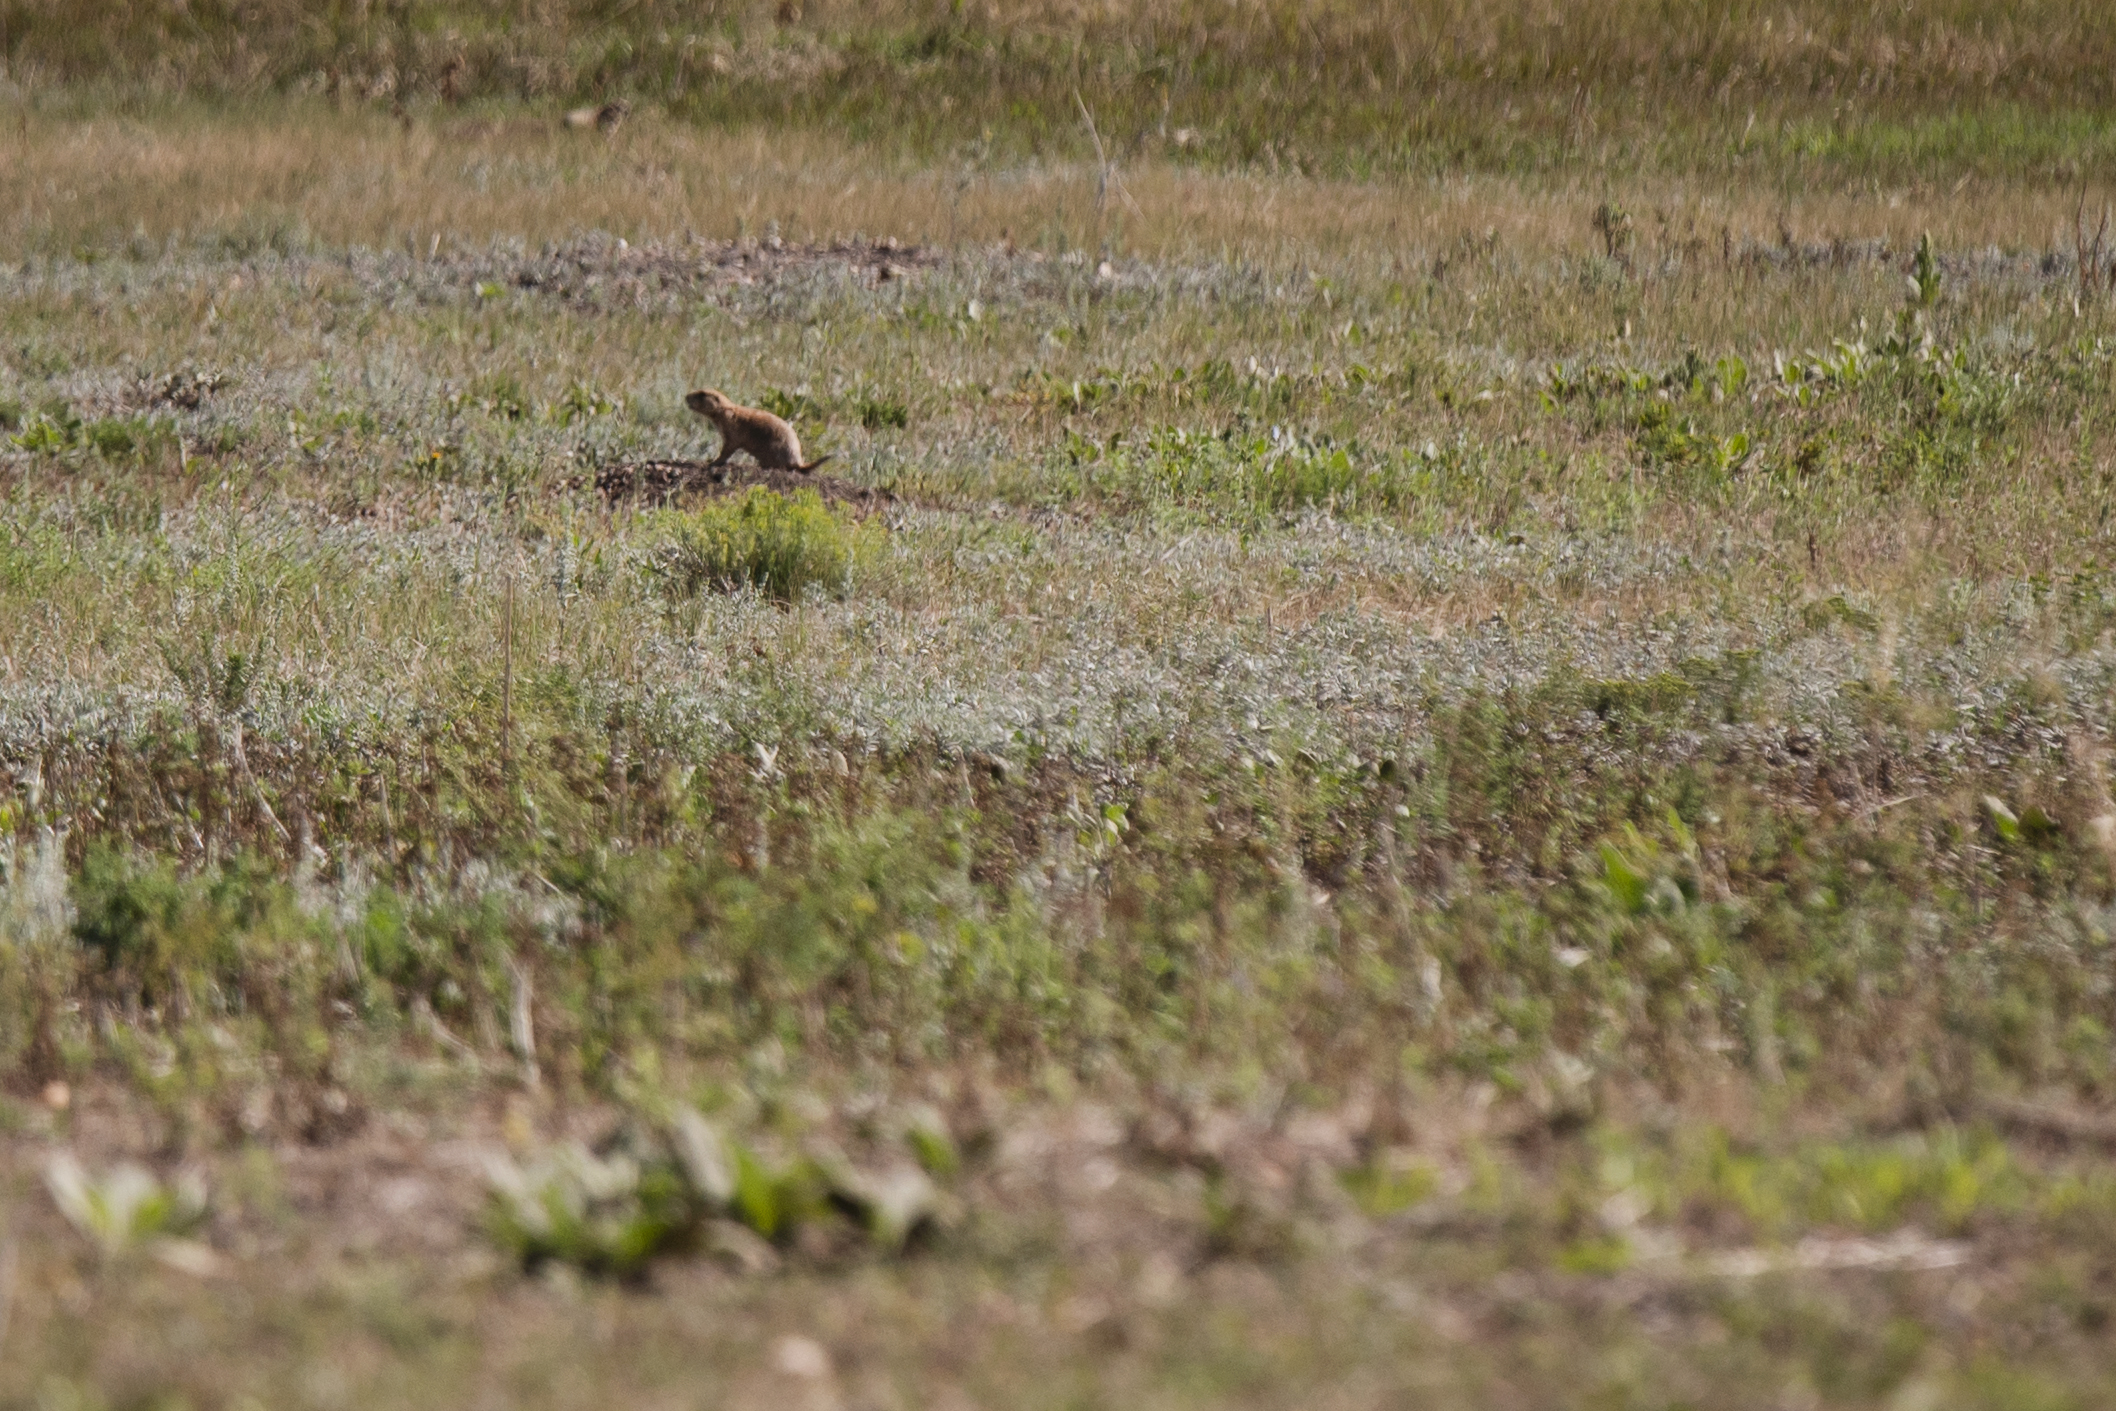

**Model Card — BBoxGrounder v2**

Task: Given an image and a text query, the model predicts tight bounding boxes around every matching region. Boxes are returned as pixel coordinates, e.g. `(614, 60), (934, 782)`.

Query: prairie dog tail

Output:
(794, 454), (834, 474)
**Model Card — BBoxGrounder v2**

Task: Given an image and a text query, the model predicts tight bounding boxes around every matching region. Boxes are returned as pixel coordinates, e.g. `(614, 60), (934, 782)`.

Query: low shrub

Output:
(651, 488), (862, 602)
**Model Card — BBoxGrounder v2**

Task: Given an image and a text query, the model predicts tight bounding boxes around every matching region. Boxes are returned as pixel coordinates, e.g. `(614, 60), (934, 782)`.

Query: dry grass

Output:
(7, 104), (2115, 266)
(9, 0), (2116, 114)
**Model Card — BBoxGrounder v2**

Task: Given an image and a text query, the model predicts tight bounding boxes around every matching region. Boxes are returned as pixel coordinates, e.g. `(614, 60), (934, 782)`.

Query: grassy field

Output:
(6, 3), (2116, 1407)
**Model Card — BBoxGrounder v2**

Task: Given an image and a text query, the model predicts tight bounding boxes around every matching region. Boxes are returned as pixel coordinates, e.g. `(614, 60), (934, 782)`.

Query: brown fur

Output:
(684, 388), (833, 473)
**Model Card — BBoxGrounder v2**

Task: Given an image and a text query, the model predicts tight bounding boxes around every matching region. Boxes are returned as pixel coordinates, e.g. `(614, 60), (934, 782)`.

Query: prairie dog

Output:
(685, 388), (833, 473)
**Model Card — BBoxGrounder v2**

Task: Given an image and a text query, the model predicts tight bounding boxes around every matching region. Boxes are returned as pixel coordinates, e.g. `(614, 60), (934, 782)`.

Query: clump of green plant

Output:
(9, 405), (82, 454)
(45, 1153), (209, 1260)
(1672, 1129), (2025, 1240)
(651, 488), (863, 601)
(459, 373), (530, 421)
(855, 392), (909, 430)
(1908, 231), (1943, 308)
(724, 1142), (829, 1243)
(69, 847), (292, 1014)
(550, 381), (620, 426)
(483, 1142), (698, 1277)
(83, 415), (178, 461)
(758, 387), (826, 425)
(1632, 401), (1751, 476)
(485, 1108), (946, 1277)
(1340, 1152), (1440, 1217)
(7, 405), (178, 462)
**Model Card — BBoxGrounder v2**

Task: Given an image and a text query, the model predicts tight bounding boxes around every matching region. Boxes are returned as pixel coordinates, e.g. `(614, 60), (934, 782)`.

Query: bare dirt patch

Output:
(505, 233), (937, 294)
(441, 234), (942, 308)
(583, 457), (899, 513)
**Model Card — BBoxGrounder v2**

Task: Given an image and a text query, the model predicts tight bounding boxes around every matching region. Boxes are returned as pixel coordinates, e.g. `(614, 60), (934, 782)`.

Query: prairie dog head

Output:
(685, 388), (734, 419)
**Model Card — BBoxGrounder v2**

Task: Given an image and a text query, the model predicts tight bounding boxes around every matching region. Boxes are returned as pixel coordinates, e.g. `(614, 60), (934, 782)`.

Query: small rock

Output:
(151, 1238), (225, 1279)
(772, 1334), (832, 1380)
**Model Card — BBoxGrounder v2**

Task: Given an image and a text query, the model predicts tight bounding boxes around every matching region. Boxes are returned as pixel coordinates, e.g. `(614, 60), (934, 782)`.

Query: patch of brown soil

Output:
(584, 458), (896, 513)
(476, 235), (940, 306)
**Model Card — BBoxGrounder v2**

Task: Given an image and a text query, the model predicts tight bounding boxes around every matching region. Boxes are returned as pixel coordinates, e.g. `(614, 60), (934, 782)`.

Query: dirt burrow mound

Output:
(472, 234), (939, 304)
(582, 458), (896, 513)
